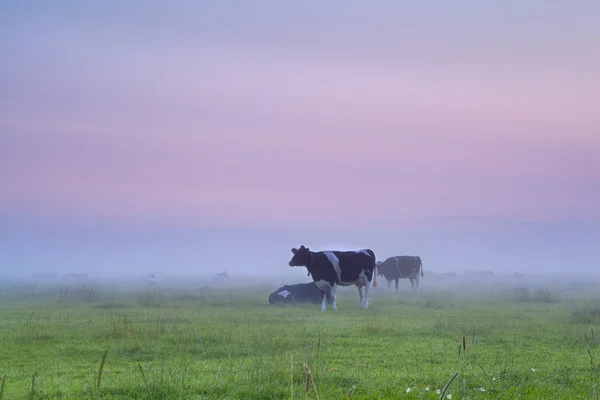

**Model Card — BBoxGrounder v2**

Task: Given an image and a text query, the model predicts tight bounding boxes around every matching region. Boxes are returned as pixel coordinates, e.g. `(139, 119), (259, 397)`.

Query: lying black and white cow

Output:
(268, 282), (332, 305)
(288, 245), (376, 311)
(374, 255), (423, 292)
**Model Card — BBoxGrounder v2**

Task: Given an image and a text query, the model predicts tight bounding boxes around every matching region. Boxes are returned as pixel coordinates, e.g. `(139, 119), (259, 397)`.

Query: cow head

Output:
(289, 245), (311, 267)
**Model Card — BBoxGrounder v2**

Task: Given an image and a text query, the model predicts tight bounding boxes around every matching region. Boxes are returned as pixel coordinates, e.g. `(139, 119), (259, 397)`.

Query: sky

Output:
(1, 1), (599, 276)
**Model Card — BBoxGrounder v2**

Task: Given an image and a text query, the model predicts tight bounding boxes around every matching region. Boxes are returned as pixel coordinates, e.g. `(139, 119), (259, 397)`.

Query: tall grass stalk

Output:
(290, 354), (293, 400)
(438, 371), (459, 400)
(589, 349), (596, 399)
(303, 364), (320, 400)
(97, 350), (108, 391)
(30, 373), (36, 400)
(0, 374), (6, 400)
(136, 359), (150, 395)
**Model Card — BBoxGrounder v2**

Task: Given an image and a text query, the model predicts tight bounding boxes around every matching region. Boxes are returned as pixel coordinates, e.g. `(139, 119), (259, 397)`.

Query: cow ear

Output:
(291, 248), (298, 254)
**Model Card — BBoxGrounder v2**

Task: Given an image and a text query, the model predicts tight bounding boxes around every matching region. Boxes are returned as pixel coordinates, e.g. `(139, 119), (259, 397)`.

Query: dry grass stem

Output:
(347, 385), (356, 398)
(303, 364), (320, 400)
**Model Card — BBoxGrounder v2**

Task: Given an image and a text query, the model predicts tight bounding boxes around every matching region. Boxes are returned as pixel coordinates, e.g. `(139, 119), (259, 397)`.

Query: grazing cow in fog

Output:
(288, 245), (376, 311)
(63, 273), (88, 282)
(268, 282), (332, 306)
(374, 256), (423, 292)
(212, 272), (230, 282)
(146, 274), (159, 286)
(139, 274), (160, 288)
(463, 269), (495, 279)
(437, 272), (457, 279)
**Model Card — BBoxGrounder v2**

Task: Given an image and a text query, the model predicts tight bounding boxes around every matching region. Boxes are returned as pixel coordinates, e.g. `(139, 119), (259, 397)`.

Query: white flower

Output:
(447, 395), (452, 399)
(406, 387), (411, 393)
(436, 389), (441, 394)
(479, 387), (486, 391)
(425, 386), (430, 391)
(531, 368), (536, 372)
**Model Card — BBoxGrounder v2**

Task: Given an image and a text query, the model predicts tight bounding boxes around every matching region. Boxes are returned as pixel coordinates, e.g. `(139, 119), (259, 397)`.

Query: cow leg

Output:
(395, 278), (399, 293)
(315, 281), (330, 311)
(357, 285), (364, 307)
(410, 278), (415, 292)
(320, 292), (327, 311)
(363, 278), (371, 310)
(415, 277), (420, 291)
(330, 284), (338, 310)
(387, 280), (392, 291)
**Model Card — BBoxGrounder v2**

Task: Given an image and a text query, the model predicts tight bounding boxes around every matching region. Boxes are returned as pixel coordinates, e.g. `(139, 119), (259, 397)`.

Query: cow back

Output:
(332, 250), (376, 282)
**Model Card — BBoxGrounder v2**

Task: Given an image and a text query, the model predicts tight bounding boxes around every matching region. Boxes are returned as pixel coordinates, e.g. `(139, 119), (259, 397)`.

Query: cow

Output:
(138, 274), (160, 288)
(373, 255), (423, 292)
(268, 282), (332, 306)
(212, 272), (230, 282)
(462, 269), (495, 279)
(287, 245), (376, 311)
(146, 274), (160, 286)
(63, 273), (88, 282)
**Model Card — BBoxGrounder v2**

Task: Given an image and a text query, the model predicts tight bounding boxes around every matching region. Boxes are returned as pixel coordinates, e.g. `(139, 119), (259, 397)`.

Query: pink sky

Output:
(1, 1), (599, 229)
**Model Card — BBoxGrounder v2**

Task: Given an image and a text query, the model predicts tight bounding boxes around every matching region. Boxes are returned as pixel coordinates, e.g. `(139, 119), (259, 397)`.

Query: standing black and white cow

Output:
(288, 245), (376, 311)
(373, 255), (423, 292)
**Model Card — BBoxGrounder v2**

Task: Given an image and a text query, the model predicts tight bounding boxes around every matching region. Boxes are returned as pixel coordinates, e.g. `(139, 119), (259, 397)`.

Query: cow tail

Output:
(420, 258), (423, 278)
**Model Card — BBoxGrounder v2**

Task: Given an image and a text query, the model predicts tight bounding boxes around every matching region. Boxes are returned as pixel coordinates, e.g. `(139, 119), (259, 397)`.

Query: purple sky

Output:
(1, 1), (599, 275)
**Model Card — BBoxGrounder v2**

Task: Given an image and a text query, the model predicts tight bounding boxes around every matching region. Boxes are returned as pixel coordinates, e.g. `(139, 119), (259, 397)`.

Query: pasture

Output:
(1, 275), (600, 399)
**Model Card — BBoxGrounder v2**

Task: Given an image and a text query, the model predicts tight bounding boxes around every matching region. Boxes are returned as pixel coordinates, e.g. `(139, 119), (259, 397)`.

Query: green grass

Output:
(1, 278), (600, 399)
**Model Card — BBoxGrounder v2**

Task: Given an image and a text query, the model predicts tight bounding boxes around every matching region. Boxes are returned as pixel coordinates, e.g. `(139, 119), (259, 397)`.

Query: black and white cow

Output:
(268, 282), (332, 306)
(288, 245), (376, 311)
(373, 255), (423, 292)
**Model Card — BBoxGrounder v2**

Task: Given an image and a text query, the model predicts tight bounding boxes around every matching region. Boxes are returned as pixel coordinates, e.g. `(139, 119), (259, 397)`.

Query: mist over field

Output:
(1, 213), (598, 282)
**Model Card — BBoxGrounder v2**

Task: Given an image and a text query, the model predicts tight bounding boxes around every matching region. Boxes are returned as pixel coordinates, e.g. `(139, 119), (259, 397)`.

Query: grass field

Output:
(1, 276), (600, 399)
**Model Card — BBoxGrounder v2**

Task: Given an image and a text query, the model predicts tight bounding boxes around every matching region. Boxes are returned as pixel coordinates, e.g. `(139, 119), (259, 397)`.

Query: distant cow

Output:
(268, 282), (332, 305)
(437, 272), (457, 279)
(63, 273), (88, 282)
(139, 274), (160, 288)
(463, 269), (495, 279)
(212, 272), (230, 282)
(288, 245), (376, 311)
(374, 256), (423, 292)
(146, 274), (159, 286)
